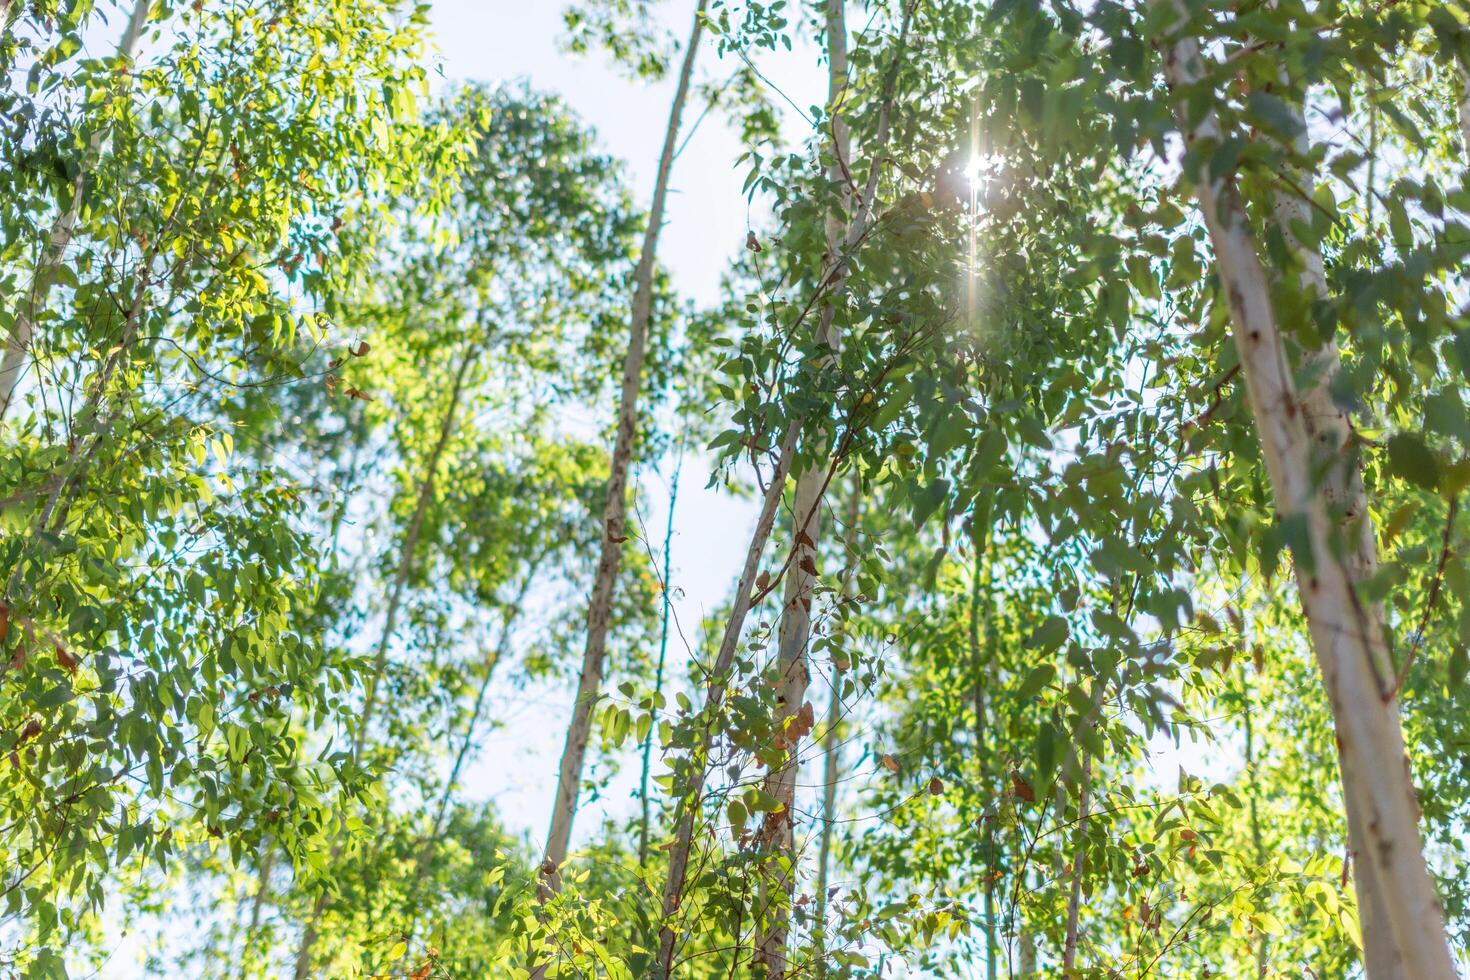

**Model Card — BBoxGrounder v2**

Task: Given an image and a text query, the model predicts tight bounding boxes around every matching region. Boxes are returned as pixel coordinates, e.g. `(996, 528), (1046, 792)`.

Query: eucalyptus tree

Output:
(8, 0), (1470, 976)
(851, 0), (1470, 973)
(539, 0), (710, 903)
(638, 2), (992, 972)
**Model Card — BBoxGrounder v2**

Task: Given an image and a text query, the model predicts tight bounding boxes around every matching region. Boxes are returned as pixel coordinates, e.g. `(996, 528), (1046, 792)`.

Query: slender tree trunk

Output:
(655, 9), (914, 968)
(1061, 756), (1090, 973)
(391, 572), (537, 970)
(812, 662), (841, 961)
(654, 424), (800, 978)
(1017, 919), (1036, 976)
(969, 551), (999, 980)
(1163, 19), (1455, 978)
(293, 343), (477, 980)
(242, 844), (275, 976)
(639, 450), (684, 867)
(1459, 70), (1470, 157)
(752, 5), (915, 971)
(426, 574), (536, 854)
(813, 491), (859, 970)
(537, 0), (707, 903)
(353, 344), (477, 764)
(751, 463), (829, 975)
(0, 0), (151, 423)
(1243, 687), (1269, 978)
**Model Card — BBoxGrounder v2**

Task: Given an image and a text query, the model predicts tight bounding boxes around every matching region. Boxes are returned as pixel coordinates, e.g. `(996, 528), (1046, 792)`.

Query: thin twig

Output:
(1390, 494), (1457, 698)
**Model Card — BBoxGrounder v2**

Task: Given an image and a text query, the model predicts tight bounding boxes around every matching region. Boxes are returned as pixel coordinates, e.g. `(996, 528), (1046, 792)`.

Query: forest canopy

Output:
(2, 0), (1470, 977)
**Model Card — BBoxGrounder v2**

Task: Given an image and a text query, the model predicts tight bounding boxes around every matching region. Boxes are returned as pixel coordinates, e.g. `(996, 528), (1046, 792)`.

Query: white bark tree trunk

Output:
(812, 662), (842, 956)
(536, 0), (707, 903)
(1163, 19), (1455, 977)
(813, 491), (859, 970)
(656, 5), (913, 971)
(1268, 100), (1406, 979)
(1061, 757), (1089, 972)
(0, 0), (151, 423)
(1458, 70), (1470, 158)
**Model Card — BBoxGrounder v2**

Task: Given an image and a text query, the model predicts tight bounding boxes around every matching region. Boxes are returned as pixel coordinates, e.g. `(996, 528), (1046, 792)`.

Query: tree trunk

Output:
(426, 572), (536, 856)
(639, 450), (684, 866)
(1061, 756), (1089, 973)
(1163, 19), (1455, 977)
(968, 548), (1000, 980)
(812, 661), (842, 965)
(813, 490), (859, 971)
(654, 424), (800, 978)
(0, 0), (151, 423)
(752, 4), (915, 972)
(1267, 101), (1406, 980)
(353, 343), (477, 763)
(537, 0), (707, 902)
(1243, 685), (1269, 978)
(242, 845), (275, 977)
(654, 7), (917, 968)
(1459, 70), (1470, 158)
(293, 343), (477, 980)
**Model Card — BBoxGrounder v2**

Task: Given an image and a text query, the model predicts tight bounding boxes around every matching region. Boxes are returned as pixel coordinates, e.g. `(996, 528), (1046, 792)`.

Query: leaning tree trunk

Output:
(654, 426), (799, 979)
(536, 0), (707, 905)
(1459, 70), (1470, 157)
(1060, 757), (1090, 972)
(1267, 100), (1406, 979)
(293, 344), (477, 980)
(0, 0), (151, 423)
(1163, 17), (1456, 977)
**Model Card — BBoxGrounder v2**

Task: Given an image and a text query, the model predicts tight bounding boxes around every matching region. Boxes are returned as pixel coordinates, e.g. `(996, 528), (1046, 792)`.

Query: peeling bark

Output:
(1164, 17), (1455, 977)
(752, 5), (913, 972)
(1268, 97), (1404, 980)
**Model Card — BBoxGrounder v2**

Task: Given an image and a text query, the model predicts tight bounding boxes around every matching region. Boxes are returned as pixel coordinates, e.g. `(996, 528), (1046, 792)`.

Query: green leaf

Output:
(727, 800), (748, 834)
(1016, 664), (1057, 702)
(1386, 433), (1440, 490)
(1031, 615), (1069, 653)
(1245, 92), (1305, 141)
